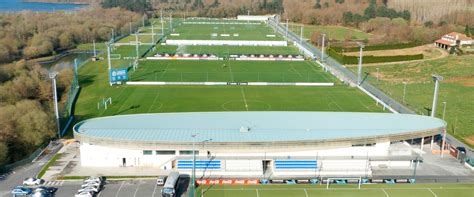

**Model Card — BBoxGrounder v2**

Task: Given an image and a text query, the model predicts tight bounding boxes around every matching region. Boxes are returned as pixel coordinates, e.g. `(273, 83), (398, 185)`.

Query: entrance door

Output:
(122, 158), (126, 167)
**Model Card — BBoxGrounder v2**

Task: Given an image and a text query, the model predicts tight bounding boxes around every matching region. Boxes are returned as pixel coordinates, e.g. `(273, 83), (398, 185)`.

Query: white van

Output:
(156, 176), (167, 186)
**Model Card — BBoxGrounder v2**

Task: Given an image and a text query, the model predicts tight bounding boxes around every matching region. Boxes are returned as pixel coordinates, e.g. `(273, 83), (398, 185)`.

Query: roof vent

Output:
(240, 126), (250, 133)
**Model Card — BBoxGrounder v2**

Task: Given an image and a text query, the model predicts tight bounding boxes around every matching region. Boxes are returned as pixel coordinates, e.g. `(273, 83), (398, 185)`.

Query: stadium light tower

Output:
(402, 82), (407, 103)
(92, 40), (97, 58)
(49, 72), (60, 138)
(431, 74), (443, 117)
(442, 101), (447, 120)
(151, 22), (155, 44)
(135, 32), (139, 59)
(300, 24), (304, 45)
(285, 18), (289, 41)
(357, 42), (365, 85)
(161, 9), (164, 36)
(191, 134), (212, 197)
(321, 33), (326, 62)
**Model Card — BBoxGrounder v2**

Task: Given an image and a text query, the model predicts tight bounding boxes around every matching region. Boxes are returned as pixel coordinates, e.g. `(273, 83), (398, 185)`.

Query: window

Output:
(179, 150), (198, 155)
(156, 150), (176, 155)
(143, 150), (153, 155)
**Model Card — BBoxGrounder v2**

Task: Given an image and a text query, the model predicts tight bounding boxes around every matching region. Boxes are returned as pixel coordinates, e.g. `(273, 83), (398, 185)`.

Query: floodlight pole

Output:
(285, 18), (289, 41)
(321, 34), (326, 62)
(442, 101), (447, 120)
(403, 82), (407, 103)
(191, 134), (196, 197)
(161, 10), (164, 35)
(49, 72), (60, 138)
(247, 10), (250, 24)
(107, 43), (112, 86)
(376, 67), (380, 82)
(431, 74), (443, 117)
(93, 40), (97, 57)
(135, 32), (139, 59)
(357, 42), (364, 85)
(111, 29), (115, 44)
(300, 25), (303, 45)
(151, 22), (155, 44)
(129, 22), (132, 35)
(169, 13), (172, 31)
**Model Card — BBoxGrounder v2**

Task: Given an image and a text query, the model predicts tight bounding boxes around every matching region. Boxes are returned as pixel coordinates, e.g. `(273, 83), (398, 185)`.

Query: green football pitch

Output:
(129, 60), (333, 82)
(196, 184), (474, 197)
(153, 45), (301, 56)
(170, 22), (282, 40)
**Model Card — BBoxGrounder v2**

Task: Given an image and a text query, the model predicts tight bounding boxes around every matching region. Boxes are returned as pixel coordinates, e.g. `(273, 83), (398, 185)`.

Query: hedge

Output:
(332, 42), (418, 52)
(328, 48), (424, 64)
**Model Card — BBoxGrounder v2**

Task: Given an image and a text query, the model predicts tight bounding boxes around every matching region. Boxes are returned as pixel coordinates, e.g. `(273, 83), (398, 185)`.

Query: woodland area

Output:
(0, 8), (141, 166)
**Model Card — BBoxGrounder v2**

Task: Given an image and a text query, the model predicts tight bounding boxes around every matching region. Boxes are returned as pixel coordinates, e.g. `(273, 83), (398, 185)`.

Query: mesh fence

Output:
(268, 18), (415, 115)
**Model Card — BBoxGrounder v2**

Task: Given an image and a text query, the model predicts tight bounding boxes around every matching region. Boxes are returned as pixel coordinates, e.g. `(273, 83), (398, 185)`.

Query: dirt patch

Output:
(444, 75), (474, 87)
(465, 135), (474, 146)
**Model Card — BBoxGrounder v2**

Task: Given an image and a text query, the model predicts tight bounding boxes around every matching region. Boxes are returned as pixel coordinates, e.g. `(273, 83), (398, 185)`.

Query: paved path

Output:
(0, 141), (62, 197)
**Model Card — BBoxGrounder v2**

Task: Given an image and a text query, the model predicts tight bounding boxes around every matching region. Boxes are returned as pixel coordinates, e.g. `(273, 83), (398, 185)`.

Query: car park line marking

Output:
(382, 188), (390, 197)
(133, 181), (142, 197)
(304, 189), (309, 197)
(152, 182), (158, 197)
(427, 188), (438, 197)
(115, 181), (124, 197)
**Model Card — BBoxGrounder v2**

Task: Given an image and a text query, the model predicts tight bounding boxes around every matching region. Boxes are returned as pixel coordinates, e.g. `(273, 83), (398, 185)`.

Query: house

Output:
(435, 32), (473, 50)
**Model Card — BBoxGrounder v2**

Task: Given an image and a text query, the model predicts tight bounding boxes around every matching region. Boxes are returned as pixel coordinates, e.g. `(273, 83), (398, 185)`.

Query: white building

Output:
(435, 32), (473, 50)
(74, 112), (446, 178)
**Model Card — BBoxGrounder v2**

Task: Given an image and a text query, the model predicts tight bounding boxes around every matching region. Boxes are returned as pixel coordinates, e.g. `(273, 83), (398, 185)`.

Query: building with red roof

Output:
(435, 32), (473, 50)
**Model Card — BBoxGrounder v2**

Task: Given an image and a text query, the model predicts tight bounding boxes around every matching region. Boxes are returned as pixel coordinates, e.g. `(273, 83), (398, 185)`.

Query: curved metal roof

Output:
(73, 112), (446, 143)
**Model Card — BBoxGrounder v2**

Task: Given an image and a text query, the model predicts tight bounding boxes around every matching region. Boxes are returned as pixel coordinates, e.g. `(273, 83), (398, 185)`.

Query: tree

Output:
(342, 12), (353, 25)
(314, 0), (322, 9)
(465, 25), (471, 37)
(335, 0), (345, 4)
(424, 21), (434, 28)
(0, 142), (7, 166)
(364, 0), (377, 19)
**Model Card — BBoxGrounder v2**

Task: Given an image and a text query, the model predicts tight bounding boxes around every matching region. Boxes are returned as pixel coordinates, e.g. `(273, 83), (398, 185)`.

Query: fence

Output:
(268, 18), (415, 115)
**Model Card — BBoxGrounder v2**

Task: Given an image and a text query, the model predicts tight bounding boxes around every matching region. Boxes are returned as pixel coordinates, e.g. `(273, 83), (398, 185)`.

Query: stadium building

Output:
(73, 112), (446, 178)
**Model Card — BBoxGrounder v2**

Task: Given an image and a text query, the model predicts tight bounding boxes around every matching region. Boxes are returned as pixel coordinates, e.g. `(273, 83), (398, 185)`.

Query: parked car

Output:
(11, 186), (33, 195)
(32, 190), (51, 197)
(23, 177), (45, 186)
(81, 182), (102, 188)
(34, 186), (58, 194)
(75, 191), (95, 197)
(84, 176), (104, 183)
(156, 176), (167, 186)
(78, 186), (100, 193)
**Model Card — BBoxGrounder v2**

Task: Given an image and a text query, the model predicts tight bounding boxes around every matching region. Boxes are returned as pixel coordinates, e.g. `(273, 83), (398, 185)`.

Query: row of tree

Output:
(342, 0), (410, 26)
(0, 8), (141, 166)
(0, 8), (141, 63)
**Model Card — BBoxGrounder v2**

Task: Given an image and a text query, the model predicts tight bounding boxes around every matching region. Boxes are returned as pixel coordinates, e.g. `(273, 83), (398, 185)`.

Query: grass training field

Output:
(289, 23), (372, 41)
(72, 18), (385, 129)
(154, 45), (301, 56)
(196, 184), (474, 197)
(170, 22), (282, 41)
(129, 60), (332, 82)
(350, 55), (474, 147)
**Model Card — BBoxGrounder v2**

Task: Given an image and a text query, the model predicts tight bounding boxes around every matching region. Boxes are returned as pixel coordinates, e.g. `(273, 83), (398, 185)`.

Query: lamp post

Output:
(442, 101), (447, 120)
(403, 82), (407, 103)
(321, 34), (326, 62)
(431, 74), (443, 117)
(191, 134), (212, 197)
(376, 67), (380, 83)
(49, 72), (60, 138)
(357, 42), (365, 85)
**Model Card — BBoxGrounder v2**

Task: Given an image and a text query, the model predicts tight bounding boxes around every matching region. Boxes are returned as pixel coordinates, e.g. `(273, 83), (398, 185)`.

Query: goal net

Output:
(325, 177), (362, 189)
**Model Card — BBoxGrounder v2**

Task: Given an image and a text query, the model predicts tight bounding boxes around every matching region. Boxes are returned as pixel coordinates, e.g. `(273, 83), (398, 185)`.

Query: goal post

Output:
(325, 177), (362, 189)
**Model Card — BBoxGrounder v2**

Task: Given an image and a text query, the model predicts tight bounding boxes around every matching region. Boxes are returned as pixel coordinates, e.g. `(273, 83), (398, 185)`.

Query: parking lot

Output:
(51, 177), (190, 197)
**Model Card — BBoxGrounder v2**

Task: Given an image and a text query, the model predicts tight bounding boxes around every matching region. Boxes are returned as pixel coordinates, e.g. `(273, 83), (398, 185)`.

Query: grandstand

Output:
(74, 111), (445, 179)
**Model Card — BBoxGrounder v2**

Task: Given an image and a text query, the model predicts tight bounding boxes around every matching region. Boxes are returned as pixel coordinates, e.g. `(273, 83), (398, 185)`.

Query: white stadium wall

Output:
(237, 15), (272, 21)
(165, 40), (288, 46)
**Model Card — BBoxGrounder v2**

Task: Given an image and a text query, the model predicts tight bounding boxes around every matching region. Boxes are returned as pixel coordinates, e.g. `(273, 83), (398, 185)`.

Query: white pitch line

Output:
(133, 180), (142, 197)
(427, 188), (438, 197)
(304, 189), (309, 197)
(151, 182), (158, 197)
(115, 181), (125, 197)
(382, 188), (390, 197)
(256, 189), (260, 197)
(240, 87), (249, 111)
